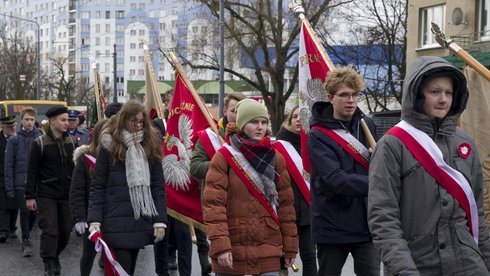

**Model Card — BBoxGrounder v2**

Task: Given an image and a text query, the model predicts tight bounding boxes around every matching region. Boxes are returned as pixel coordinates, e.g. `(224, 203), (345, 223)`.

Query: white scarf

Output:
(122, 129), (159, 220)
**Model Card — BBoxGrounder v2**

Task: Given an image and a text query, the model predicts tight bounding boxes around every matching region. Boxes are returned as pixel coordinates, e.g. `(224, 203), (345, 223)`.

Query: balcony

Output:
(450, 30), (490, 52)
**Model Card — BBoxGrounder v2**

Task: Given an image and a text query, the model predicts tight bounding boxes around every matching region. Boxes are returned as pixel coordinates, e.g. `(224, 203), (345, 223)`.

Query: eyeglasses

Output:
(131, 119), (145, 126)
(334, 92), (360, 101)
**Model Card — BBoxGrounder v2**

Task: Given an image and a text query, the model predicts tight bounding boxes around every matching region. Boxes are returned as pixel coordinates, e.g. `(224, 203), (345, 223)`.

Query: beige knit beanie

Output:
(235, 99), (269, 130)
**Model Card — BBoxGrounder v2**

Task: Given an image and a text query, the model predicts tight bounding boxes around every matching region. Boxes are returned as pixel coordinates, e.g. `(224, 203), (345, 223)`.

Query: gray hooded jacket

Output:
(368, 56), (490, 275)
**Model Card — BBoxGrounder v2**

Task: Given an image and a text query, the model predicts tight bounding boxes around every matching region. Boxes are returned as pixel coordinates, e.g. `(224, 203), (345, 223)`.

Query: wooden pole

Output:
(360, 118), (377, 149)
(431, 22), (490, 82)
(168, 51), (221, 137)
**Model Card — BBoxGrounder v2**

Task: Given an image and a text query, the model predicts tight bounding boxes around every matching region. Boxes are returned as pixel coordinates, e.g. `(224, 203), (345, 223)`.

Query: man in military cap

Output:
(67, 109), (89, 146)
(25, 106), (77, 276)
(0, 115), (19, 243)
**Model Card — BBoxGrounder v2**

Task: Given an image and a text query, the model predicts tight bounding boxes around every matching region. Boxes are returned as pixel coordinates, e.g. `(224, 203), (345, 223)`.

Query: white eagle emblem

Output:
(299, 77), (328, 132)
(162, 114), (193, 191)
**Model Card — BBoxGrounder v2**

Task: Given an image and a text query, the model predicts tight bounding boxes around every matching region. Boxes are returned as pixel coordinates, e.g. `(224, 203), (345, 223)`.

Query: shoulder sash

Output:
(273, 140), (310, 205)
(197, 128), (222, 159)
(84, 154), (96, 169)
(218, 144), (280, 224)
(311, 126), (370, 170)
(387, 120), (479, 243)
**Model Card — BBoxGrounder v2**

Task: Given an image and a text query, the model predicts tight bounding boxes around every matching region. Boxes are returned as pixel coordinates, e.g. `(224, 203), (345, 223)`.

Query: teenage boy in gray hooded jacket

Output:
(368, 56), (490, 275)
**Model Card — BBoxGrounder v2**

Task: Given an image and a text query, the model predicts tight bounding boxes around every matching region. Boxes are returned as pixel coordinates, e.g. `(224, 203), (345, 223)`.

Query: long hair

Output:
(87, 119), (108, 157)
(109, 100), (162, 164)
(282, 105), (299, 134)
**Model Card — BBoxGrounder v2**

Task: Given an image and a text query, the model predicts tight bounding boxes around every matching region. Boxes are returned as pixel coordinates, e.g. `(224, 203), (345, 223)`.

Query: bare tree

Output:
(319, 0), (407, 112)
(183, 0), (351, 133)
(44, 55), (92, 106)
(0, 22), (37, 100)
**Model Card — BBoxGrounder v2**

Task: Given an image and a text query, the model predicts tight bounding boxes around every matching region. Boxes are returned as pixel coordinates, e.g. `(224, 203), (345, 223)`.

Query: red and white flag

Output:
(162, 74), (210, 229)
(297, 19), (335, 182)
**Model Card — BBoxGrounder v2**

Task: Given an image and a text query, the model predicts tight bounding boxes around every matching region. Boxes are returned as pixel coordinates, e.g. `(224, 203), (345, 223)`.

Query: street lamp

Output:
(1, 13), (40, 100)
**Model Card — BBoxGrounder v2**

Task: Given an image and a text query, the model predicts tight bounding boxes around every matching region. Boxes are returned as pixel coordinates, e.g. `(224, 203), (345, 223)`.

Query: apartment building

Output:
(0, 0), (227, 102)
(407, 0), (490, 68)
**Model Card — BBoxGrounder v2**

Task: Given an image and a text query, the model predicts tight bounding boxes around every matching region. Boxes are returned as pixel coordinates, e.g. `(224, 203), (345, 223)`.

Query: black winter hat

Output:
(104, 102), (123, 118)
(46, 106), (68, 118)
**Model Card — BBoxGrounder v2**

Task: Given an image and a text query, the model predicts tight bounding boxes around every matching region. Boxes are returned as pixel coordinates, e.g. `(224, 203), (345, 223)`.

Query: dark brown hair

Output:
(108, 100), (162, 164)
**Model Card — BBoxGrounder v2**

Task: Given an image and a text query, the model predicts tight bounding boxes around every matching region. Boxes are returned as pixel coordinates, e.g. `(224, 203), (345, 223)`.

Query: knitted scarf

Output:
(121, 129), (159, 220)
(228, 133), (279, 208)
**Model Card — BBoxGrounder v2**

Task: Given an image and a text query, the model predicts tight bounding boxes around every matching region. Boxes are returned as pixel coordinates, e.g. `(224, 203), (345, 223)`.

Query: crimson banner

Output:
(162, 74), (209, 229)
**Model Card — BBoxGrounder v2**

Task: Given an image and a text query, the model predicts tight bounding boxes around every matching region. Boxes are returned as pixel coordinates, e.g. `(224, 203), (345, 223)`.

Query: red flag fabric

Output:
(162, 74), (210, 227)
(298, 19), (334, 176)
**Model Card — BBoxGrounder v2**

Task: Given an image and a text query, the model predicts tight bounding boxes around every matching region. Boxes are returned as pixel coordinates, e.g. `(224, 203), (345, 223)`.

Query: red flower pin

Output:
(458, 143), (471, 159)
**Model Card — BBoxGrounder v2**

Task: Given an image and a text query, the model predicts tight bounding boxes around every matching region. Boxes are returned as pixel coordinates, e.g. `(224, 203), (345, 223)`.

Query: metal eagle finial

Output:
(288, 0), (305, 20)
(431, 22), (448, 48)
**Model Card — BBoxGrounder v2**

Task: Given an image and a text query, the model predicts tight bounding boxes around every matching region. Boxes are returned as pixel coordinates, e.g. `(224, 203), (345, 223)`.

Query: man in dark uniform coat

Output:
(0, 115), (19, 242)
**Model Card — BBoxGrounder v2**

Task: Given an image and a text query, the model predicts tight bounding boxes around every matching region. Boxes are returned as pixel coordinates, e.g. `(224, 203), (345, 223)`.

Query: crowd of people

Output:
(0, 55), (489, 276)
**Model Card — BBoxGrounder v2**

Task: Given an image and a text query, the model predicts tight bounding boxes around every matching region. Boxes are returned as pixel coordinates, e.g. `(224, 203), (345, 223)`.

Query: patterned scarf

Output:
(228, 133), (279, 207)
(121, 129), (159, 220)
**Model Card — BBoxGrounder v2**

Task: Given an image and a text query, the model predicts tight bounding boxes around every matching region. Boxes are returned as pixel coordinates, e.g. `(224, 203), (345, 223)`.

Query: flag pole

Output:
(141, 40), (166, 119)
(431, 22), (490, 81)
(90, 57), (106, 121)
(290, 0), (376, 149)
(167, 51), (221, 136)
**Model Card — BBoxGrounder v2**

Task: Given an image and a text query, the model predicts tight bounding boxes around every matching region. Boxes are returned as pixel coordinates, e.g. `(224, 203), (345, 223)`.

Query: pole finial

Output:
(431, 22), (448, 48)
(288, 0), (305, 20)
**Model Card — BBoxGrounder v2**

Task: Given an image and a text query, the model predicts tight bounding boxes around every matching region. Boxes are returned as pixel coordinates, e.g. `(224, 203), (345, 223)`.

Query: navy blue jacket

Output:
(87, 146), (167, 249)
(308, 101), (378, 244)
(4, 127), (41, 194)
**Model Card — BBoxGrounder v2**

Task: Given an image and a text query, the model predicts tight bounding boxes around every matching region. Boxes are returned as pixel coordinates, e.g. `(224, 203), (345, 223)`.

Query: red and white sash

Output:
(197, 128), (222, 159)
(89, 231), (129, 276)
(273, 140), (310, 205)
(312, 126), (370, 170)
(84, 154), (96, 169)
(218, 144), (280, 225)
(387, 120), (479, 243)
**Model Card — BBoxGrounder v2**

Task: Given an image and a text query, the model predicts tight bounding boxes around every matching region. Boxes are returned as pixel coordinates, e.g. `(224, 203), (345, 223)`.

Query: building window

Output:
(116, 11), (125, 19)
(420, 5), (445, 47)
(106, 11), (110, 19)
(478, 0), (490, 40)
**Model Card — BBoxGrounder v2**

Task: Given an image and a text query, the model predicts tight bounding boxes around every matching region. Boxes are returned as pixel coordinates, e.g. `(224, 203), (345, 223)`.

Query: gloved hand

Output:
(75, 222), (88, 235)
(88, 223), (101, 233)
(154, 226), (165, 243)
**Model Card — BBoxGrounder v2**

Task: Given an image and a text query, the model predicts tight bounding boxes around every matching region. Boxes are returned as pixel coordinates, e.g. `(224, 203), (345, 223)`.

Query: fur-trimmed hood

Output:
(73, 144), (90, 165)
(100, 132), (113, 151)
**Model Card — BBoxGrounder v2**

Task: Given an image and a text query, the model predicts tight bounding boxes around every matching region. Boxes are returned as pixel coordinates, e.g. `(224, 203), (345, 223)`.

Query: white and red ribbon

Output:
(197, 128), (222, 160)
(273, 140), (310, 205)
(84, 154), (96, 169)
(312, 126), (370, 170)
(88, 231), (129, 276)
(387, 120), (479, 243)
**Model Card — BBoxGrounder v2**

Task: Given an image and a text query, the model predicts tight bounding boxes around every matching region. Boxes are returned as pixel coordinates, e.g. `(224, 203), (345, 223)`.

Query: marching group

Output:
(0, 55), (489, 276)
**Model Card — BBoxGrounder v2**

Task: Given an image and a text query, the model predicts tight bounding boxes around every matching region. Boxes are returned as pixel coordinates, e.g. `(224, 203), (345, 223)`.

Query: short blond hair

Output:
(325, 65), (366, 95)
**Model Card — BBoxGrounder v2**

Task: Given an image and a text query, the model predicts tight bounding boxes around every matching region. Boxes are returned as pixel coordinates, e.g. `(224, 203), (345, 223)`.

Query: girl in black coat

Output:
(275, 106), (317, 276)
(69, 119), (108, 276)
(87, 100), (167, 275)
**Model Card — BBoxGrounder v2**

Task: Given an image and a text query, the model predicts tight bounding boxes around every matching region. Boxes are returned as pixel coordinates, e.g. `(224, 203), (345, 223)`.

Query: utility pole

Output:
(113, 43), (118, 103)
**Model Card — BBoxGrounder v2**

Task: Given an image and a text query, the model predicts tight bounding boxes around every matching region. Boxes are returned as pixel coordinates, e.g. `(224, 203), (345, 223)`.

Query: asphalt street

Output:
(0, 224), (360, 275)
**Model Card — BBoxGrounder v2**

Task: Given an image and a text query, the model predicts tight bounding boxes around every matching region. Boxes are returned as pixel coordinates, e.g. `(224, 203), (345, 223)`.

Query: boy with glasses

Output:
(308, 65), (380, 275)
